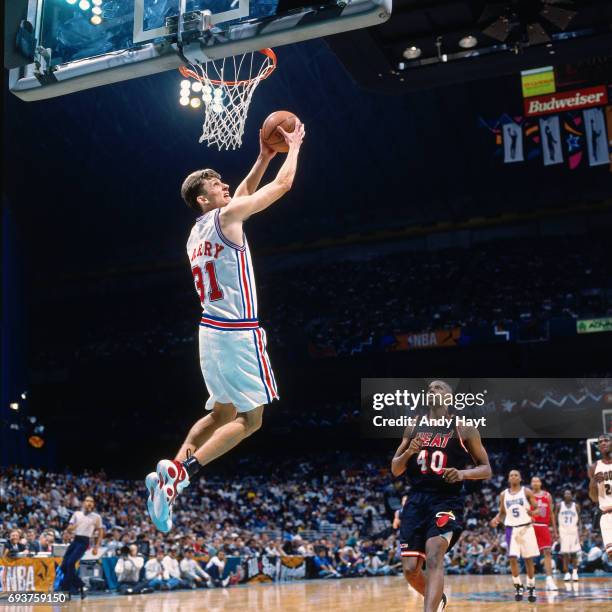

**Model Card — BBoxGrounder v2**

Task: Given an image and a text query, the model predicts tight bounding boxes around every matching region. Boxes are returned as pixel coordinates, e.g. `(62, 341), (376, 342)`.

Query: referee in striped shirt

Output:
(57, 495), (104, 598)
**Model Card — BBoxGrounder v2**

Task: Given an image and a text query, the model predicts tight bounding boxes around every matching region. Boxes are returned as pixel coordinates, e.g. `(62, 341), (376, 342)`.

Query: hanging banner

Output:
(524, 85), (608, 117)
(503, 122), (524, 162)
(606, 106), (612, 171)
(539, 116), (563, 166)
(583, 108), (609, 167)
(521, 66), (555, 98)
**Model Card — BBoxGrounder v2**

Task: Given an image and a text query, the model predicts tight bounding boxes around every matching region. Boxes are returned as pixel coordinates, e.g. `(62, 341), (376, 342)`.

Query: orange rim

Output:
(179, 48), (277, 86)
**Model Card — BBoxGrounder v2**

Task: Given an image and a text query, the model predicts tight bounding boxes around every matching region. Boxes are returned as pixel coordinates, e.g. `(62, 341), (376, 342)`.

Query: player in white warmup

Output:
(490, 470), (539, 603)
(557, 489), (581, 581)
(145, 121), (305, 532)
(588, 433), (612, 560)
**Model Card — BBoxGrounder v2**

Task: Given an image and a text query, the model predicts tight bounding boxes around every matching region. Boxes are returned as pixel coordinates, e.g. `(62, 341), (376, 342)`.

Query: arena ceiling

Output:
(327, 0), (612, 92)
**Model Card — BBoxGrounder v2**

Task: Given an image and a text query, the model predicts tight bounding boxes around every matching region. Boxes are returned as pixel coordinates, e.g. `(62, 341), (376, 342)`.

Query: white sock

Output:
(512, 575), (522, 586)
(526, 577), (535, 587)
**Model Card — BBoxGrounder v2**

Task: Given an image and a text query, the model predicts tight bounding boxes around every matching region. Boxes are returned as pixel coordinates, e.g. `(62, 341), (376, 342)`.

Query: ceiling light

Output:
(10, 402), (19, 410)
(403, 46), (421, 60)
(459, 35), (478, 49)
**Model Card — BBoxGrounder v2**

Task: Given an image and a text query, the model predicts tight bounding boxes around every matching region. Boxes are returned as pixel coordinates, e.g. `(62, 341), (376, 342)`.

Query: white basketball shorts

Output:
(507, 524), (540, 559)
(559, 529), (580, 554)
(199, 321), (278, 413)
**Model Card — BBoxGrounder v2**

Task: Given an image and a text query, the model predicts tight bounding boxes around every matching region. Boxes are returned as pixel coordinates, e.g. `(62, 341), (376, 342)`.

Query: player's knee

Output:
(401, 559), (420, 581)
(212, 402), (237, 424)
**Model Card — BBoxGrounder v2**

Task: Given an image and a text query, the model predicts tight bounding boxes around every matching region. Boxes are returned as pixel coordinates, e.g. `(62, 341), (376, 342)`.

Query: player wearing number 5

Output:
(145, 121), (306, 533)
(490, 470), (539, 603)
(391, 380), (491, 612)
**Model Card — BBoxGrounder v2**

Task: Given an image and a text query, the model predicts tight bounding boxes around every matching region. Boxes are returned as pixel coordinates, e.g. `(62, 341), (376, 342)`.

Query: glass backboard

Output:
(9, 0), (392, 101)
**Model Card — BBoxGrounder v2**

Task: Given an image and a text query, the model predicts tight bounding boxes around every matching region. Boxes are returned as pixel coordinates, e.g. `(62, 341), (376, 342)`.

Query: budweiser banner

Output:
(0, 558), (57, 592)
(524, 85), (608, 117)
(539, 116), (563, 166)
(502, 122), (524, 163)
(583, 108), (609, 167)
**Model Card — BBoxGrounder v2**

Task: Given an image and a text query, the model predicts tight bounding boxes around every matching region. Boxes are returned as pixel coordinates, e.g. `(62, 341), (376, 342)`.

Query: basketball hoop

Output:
(179, 49), (277, 151)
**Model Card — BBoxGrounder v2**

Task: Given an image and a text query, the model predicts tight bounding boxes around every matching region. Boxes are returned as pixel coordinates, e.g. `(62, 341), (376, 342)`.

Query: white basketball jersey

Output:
(595, 460), (612, 512)
(504, 487), (532, 526)
(186, 209), (259, 327)
(558, 502), (578, 531)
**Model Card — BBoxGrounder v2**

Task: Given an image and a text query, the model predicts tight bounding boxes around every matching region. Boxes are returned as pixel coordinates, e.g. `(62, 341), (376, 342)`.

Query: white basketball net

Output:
(180, 49), (276, 151)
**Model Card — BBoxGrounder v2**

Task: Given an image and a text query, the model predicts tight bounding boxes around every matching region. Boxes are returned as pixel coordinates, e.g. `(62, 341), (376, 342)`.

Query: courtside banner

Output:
(360, 378), (612, 438)
(524, 85), (608, 117)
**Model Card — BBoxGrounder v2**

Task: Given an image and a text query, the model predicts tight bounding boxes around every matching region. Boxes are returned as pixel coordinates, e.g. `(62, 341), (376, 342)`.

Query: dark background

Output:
(3, 37), (612, 476)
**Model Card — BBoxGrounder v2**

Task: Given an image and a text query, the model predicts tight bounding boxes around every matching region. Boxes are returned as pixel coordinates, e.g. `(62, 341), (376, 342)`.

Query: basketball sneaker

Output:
(514, 584), (524, 601)
(153, 459), (190, 522)
(563, 571), (571, 581)
(436, 592), (447, 611)
(571, 569), (579, 581)
(527, 585), (536, 603)
(145, 471), (172, 533)
(545, 575), (558, 590)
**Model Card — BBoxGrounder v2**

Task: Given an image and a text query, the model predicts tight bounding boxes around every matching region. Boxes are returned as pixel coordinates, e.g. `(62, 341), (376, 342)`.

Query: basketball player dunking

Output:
(145, 122), (305, 532)
(530, 476), (559, 590)
(391, 380), (492, 612)
(557, 488), (581, 581)
(490, 470), (539, 603)
(588, 433), (612, 560)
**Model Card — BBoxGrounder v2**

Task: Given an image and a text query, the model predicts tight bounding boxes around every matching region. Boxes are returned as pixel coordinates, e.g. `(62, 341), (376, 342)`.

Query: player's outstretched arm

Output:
(233, 130), (277, 198)
(221, 120), (305, 224)
(443, 425), (492, 483)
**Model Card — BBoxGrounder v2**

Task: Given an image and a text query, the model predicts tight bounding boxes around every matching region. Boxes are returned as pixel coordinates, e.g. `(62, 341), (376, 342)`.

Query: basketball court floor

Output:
(58, 575), (612, 611)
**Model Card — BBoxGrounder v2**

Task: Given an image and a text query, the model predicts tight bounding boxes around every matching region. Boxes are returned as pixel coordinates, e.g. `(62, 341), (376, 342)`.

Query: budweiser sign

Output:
(524, 85), (608, 117)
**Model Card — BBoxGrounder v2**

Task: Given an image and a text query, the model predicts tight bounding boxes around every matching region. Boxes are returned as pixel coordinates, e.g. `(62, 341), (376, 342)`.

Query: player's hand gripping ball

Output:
(261, 111), (301, 153)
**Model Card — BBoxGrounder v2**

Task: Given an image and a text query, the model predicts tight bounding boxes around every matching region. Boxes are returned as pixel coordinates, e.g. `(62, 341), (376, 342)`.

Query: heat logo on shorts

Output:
(435, 511), (456, 528)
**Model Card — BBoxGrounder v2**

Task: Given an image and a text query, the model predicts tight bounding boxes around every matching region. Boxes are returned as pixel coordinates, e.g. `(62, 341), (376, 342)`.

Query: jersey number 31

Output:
(192, 262), (223, 304)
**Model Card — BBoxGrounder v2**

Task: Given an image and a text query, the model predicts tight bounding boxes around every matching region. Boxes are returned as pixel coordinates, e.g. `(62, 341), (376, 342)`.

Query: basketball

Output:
(261, 110), (299, 153)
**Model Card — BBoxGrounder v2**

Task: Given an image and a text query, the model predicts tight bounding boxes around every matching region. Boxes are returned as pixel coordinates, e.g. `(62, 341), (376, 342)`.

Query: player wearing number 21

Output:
(145, 121), (306, 533)
(391, 380), (491, 612)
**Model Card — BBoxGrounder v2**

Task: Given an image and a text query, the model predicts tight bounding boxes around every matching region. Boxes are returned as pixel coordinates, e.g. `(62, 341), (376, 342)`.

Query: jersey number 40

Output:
(416, 449), (447, 474)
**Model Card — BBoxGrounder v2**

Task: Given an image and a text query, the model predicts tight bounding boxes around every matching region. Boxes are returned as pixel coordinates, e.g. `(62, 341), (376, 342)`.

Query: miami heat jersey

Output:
(404, 422), (470, 496)
(504, 487), (532, 526)
(558, 502), (578, 531)
(187, 209), (259, 326)
(595, 460), (612, 512)
(532, 491), (552, 526)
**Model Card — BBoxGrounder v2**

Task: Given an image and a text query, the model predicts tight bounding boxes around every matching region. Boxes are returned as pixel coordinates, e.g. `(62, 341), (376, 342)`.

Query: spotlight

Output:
(192, 82), (203, 92)
(402, 46), (421, 60)
(92, 6), (102, 15)
(79, 0), (91, 10)
(180, 79), (191, 89)
(90, 15), (102, 25)
(190, 98), (202, 109)
(9, 402), (19, 411)
(93, 0), (103, 4)
(21, 392), (28, 400)
(179, 96), (190, 106)
(459, 35), (478, 49)
(66, 0), (78, 4)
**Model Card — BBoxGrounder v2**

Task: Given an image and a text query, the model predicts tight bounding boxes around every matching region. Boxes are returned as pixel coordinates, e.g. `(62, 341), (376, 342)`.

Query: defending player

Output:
(145, 122), (306, 532)
(530, 476), (559, 590)
(490, 470), (539, 602)
(557, 489), (581, 581)
(588, 433), (612, 561)
(391, 380), (492, 612)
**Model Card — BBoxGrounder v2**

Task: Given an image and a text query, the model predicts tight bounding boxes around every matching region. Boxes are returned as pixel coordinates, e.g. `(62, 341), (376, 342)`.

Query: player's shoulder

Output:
(456, 424), (480, 439)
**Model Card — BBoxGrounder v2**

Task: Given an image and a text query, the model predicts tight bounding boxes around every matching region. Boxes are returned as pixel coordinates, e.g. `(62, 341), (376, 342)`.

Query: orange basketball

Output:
(261, 110), (299, 153)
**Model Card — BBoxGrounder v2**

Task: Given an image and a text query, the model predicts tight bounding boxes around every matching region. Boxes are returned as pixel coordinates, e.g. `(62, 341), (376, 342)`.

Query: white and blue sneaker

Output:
(145, 460), (189, 532)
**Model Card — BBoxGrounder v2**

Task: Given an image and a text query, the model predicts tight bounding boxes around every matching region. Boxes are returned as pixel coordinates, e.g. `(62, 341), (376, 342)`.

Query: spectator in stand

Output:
(180, 548), (212, 588)
(4, 530), (25, 558)
(313, 547), (341, 578)
(25, 529), (40, 554)
(38, 531), (53, 554)
(114, 544), (151, 594)
(145, 550), (180, 590)
(206, 550), (231, 587)
(162, 548), (186, 588)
